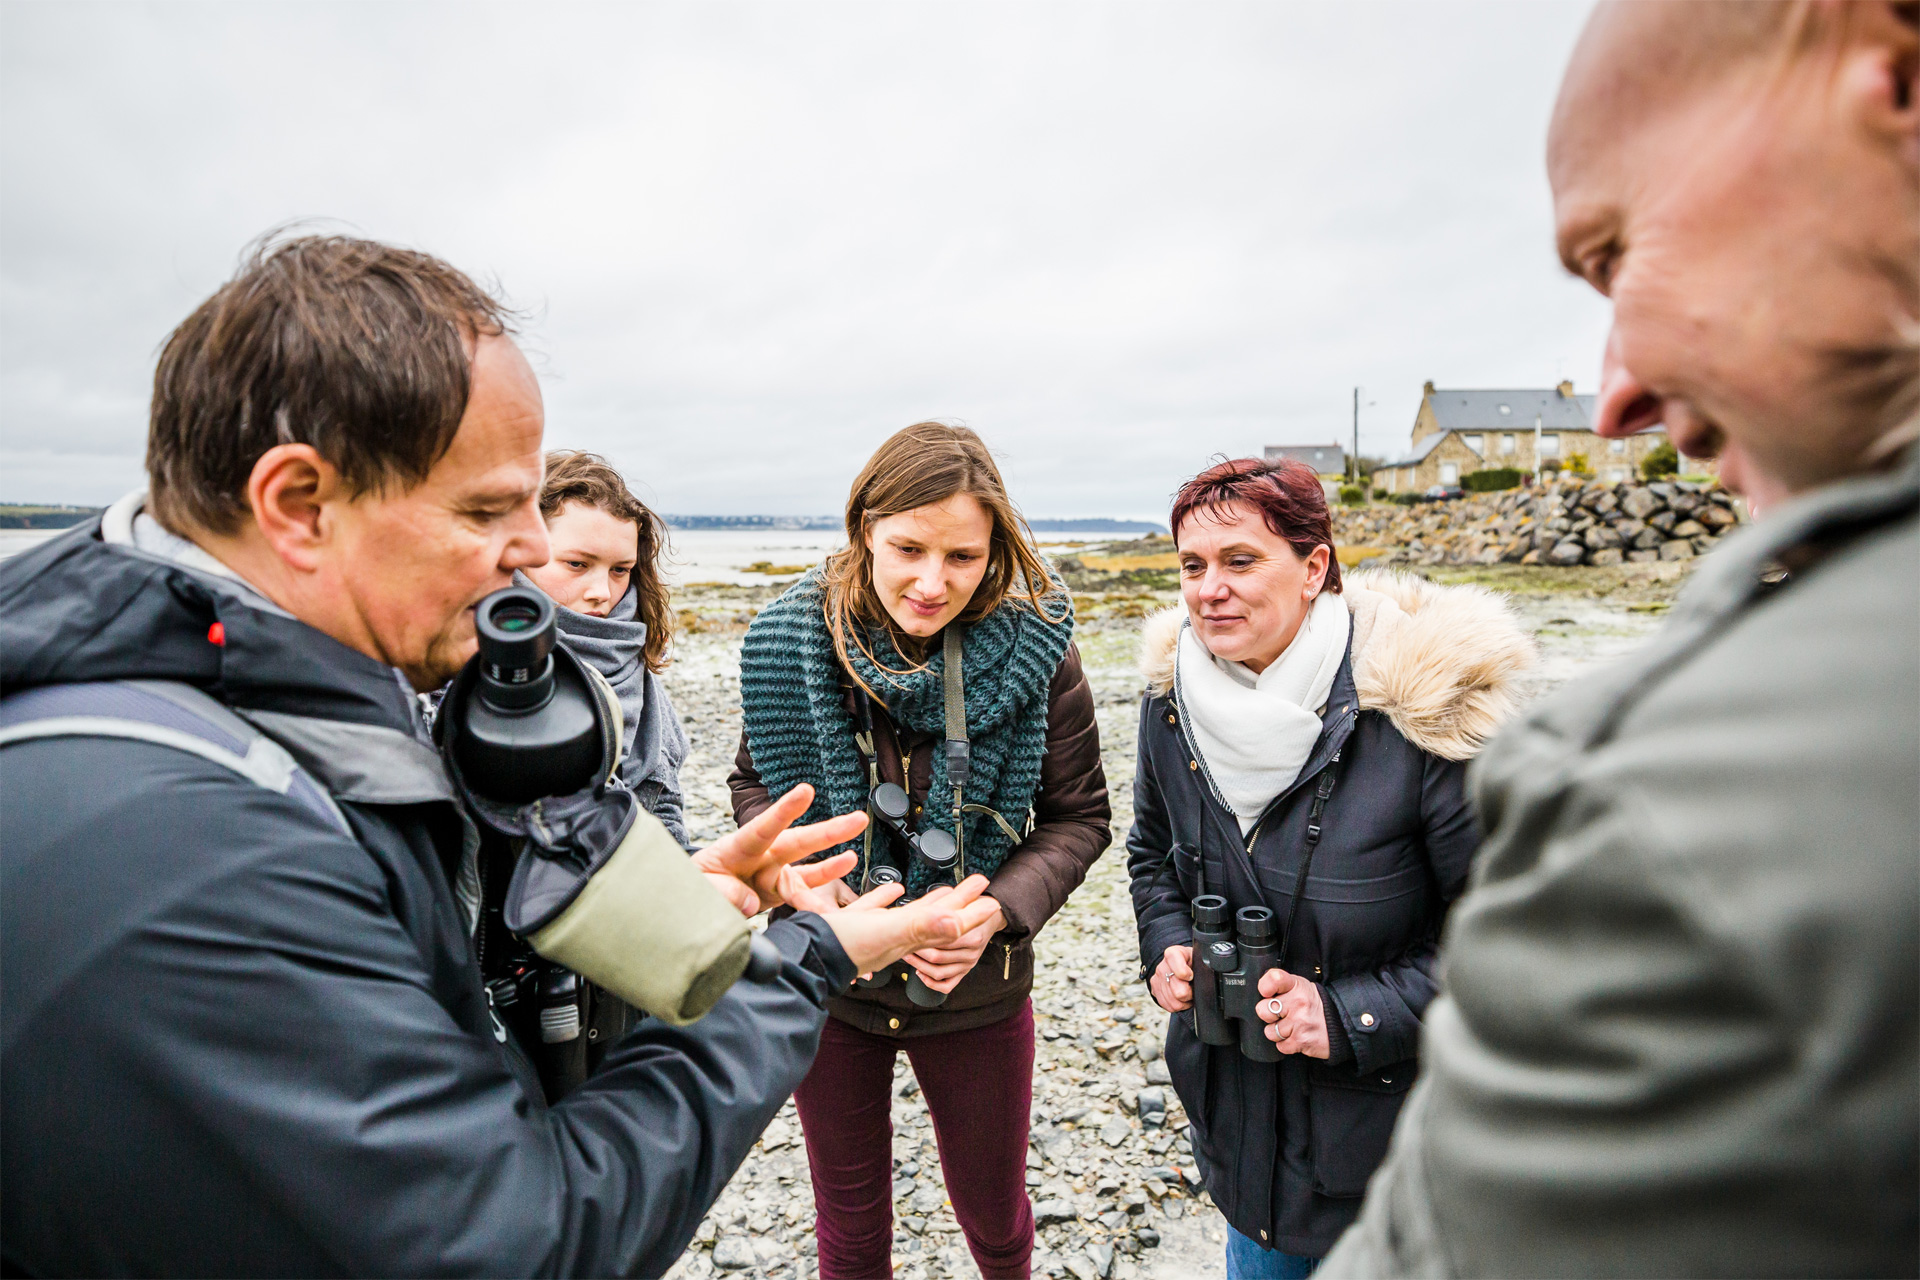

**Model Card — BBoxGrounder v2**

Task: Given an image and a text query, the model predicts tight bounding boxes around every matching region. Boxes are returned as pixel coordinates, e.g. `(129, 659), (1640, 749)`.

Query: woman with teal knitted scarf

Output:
(732, 422), (1112, 1280)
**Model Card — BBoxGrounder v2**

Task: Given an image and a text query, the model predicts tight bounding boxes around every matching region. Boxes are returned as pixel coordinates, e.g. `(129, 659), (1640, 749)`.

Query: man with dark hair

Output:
(1323, 3), (1917, 1275)
(0, 234), (997, 1276)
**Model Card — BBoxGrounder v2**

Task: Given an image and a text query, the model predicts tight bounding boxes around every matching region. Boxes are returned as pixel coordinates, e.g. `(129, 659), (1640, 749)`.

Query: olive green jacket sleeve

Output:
(1323, 455), (1919, 1279)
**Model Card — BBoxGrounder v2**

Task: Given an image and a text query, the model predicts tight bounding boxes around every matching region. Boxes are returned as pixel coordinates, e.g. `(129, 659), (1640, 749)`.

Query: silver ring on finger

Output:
(1267, 997), (1284, 1019)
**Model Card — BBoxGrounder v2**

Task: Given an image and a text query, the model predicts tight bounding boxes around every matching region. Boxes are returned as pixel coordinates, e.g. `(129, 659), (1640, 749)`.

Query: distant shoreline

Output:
(664, 515), (1166, 533)
(0, 505), (99, 529)
(0, 505), (1164, 535)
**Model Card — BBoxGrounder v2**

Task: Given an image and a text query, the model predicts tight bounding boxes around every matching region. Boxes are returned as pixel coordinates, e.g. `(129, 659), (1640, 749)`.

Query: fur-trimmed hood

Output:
(1139, 570), (1535, 761)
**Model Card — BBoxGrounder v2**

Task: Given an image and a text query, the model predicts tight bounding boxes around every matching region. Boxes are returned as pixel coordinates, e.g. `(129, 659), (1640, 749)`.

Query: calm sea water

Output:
(0, 525), (1121, 581)
(0, 528), (60, 560)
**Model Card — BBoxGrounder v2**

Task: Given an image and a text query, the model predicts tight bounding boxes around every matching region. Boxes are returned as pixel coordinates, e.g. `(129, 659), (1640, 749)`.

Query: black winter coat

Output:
(1128, 585), (1531, 1258)
(0, 519), (856, 1277)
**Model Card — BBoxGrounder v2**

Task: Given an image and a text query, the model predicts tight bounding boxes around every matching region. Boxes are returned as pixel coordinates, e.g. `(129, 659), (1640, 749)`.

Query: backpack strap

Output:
(0, 679), (351, 836)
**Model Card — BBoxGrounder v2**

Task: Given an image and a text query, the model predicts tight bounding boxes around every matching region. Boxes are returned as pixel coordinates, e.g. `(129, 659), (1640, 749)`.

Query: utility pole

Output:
(1351, 386), (1360, 485)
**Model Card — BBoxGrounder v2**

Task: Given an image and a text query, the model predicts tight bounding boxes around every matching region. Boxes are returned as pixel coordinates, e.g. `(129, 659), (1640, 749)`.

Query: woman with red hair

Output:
(1126, 458), (1533, 1277)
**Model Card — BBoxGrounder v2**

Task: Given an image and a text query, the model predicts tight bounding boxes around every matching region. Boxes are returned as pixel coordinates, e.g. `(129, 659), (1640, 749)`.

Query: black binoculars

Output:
(850, 863), (949, 1009)
(1190, 895), (1283, 1063)
(868, 783), (957, 872)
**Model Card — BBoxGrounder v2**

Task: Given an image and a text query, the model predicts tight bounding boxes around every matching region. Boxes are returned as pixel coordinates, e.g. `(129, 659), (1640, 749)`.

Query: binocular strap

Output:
(942, 625), (969, 880)
(1276, 754), (1342, 967)
(853, 694), (881, 887)
(846, 627), (1023, 894)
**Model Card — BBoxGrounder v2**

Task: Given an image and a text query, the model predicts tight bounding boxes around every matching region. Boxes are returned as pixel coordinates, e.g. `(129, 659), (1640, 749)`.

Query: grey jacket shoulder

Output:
(623, 665), (692, 848)
(1324, 457), (1920, 1278)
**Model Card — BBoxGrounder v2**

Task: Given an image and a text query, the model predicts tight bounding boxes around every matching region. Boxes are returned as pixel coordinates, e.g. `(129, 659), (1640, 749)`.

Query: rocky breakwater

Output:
(1338, 479), (1743, 569)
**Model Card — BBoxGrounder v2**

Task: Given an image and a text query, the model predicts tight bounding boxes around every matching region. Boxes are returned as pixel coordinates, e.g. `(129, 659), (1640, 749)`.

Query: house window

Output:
(1537, 434), (1560, 457)
(1500, 433), (1516, 455)
(1463, 434), (1484, 455)
(1498, 404), (1511, 415)
(1607, 467), (1631, 483)
(1439, 463), (1459, 485)
(1609, 438), (1627, 454)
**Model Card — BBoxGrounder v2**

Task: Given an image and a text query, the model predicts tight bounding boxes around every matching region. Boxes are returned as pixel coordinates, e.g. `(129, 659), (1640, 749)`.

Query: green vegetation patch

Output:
(1412, 561), (1695, 604)
(1462, 468), (1523, 492)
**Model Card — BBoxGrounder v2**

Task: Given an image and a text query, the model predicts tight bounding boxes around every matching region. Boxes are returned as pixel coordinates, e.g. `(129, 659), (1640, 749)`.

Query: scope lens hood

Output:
(475, 587), (558, 713)
(1235, 905), (1276, 943)
(1192, 895), (1231, 929)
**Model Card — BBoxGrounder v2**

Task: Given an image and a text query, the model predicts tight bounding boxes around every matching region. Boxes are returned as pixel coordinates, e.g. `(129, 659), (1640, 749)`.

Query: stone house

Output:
(1376, 381), (1671, 493)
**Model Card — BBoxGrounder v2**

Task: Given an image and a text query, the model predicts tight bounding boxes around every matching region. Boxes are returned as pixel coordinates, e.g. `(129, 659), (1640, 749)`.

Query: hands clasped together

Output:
(1149, 943), (1331, 1059)
(691, 783), (1003, 982)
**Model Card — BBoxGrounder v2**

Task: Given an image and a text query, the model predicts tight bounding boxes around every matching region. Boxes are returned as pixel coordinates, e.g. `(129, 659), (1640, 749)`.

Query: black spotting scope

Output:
(448, 587), (603, 804)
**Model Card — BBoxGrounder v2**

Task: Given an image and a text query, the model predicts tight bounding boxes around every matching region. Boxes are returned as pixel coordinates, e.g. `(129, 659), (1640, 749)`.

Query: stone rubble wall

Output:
(1335, 478), (1744, 568)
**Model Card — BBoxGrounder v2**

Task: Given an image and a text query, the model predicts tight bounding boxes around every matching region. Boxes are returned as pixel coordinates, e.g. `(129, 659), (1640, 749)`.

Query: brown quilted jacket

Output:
(729, 644), (1111, 1037)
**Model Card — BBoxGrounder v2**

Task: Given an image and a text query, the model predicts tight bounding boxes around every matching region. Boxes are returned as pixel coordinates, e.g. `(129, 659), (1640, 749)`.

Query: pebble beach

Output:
(659, 561), (1692, 1280)
(0, 525), (1693, 1280)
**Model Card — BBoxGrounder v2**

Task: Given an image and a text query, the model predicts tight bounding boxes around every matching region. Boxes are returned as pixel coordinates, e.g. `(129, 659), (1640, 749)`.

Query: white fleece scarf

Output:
(1176, 590), (1350, 833)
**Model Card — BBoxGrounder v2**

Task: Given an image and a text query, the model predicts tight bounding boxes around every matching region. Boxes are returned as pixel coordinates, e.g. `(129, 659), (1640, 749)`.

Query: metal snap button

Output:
(889, 1018), (901, 1030)
(1359, 1012), (1376, 1028)
(1189, 760), (1198, 771)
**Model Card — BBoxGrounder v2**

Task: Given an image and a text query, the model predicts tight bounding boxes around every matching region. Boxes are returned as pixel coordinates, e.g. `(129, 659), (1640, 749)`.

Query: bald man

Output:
(1321, 3), (1917, 1276)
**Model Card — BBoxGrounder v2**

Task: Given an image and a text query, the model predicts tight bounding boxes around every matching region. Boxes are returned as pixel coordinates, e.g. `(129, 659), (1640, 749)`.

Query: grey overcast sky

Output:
(1, 0), (1608, 520)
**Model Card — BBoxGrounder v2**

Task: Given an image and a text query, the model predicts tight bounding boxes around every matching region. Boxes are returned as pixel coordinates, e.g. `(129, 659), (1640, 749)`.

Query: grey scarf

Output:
(516, 572), (692, 849)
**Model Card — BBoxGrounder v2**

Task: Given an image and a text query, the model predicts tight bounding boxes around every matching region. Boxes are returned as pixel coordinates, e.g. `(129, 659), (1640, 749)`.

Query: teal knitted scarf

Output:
(740, 570), (1074, 896)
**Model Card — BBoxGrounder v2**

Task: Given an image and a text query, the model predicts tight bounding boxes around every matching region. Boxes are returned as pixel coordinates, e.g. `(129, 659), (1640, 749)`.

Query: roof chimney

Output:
(1557, 379), (1574, 398)
(1422, 380), (1435, 396)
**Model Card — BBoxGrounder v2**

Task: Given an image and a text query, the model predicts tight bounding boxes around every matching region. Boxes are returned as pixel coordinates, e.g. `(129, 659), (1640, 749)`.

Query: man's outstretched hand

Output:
(690, 784), (869, 916)
(689, 783), (998, 974)
(782, 865), (1002, 978)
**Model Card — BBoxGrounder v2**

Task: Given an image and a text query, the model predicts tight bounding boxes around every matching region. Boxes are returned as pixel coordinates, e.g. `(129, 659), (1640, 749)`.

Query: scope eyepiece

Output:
(447, 587), (602, 803)
(475, 587), (558, 713)
(1192, 895), (1231, 930)
(1235, 906), (1276, 943)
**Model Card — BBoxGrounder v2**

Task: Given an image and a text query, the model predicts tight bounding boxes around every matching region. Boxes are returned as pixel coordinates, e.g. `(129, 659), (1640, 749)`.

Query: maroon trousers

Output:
(793, 1002), (1036, 1279)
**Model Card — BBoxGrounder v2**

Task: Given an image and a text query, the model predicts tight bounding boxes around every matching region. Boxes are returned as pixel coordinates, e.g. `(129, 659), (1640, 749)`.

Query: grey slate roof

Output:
(1428, 388), (1594, 430)
(1380, 432), (1448, 470)
(1380, 387), (1669, 468)
(1264, 444), (1346, 474)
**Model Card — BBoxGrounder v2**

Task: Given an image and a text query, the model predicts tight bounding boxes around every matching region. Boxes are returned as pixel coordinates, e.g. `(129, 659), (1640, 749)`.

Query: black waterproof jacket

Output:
(1127, 581), (1531, 1258)
(0, 519), (855, 1278)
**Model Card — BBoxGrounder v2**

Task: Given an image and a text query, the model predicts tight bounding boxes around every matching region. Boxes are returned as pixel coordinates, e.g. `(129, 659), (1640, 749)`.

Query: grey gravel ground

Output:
(659, 575), (1674, 1280)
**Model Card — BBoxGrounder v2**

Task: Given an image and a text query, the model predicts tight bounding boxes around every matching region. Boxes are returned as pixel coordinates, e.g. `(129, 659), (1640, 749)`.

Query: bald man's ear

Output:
(1842, 1), (1919, 144)
(245, 443), (341, 574)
